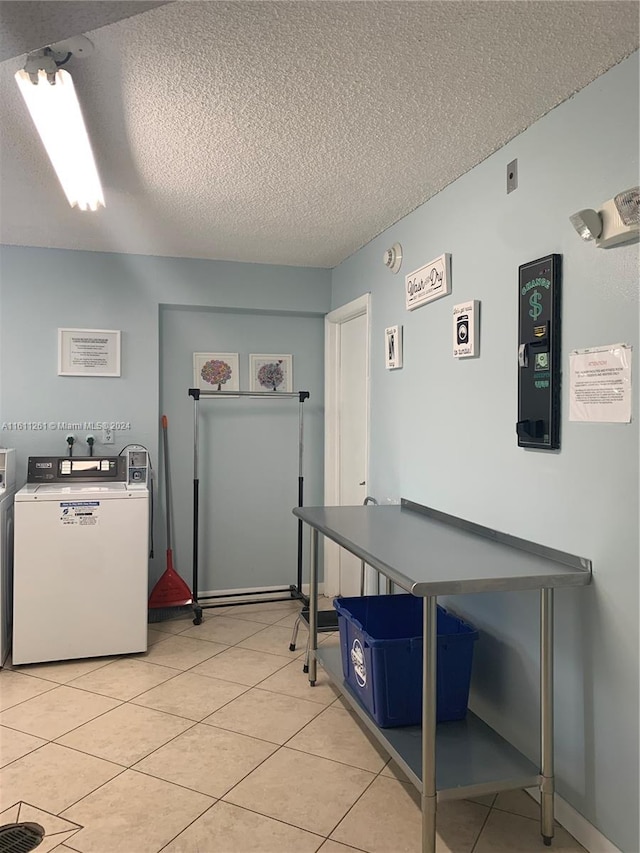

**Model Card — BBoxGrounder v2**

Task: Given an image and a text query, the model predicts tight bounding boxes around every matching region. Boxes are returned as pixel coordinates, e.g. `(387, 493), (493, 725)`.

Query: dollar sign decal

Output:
(529, 290), (543, 321)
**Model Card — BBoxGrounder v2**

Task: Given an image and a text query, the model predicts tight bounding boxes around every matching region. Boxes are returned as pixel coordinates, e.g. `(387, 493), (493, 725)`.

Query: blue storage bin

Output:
(334, 594), (478, 728)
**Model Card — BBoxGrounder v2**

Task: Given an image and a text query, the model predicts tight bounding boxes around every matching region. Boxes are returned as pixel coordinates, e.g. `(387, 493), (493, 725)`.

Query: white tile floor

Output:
(0, 597), (588, 853)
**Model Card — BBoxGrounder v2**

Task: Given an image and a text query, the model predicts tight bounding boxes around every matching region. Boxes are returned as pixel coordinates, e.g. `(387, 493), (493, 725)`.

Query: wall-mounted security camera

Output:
(383, 243), (403, 273)
(570, 187), (639, 248)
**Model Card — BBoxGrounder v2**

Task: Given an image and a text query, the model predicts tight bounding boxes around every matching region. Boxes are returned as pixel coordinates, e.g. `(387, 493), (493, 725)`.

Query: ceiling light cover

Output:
(15, 68), (105, 211)
(614, 187), (639, 226)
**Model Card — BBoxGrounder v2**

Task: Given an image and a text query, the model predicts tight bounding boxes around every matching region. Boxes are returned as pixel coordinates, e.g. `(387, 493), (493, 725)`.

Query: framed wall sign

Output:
(58, 328), (121, 377)
(453, 301), (479, 358)
(405, 253), (451, 310)
(385, 325), (403, 369)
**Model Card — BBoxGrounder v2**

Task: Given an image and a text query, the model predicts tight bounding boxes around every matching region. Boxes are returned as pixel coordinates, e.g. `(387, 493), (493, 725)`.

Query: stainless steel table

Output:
(293, 499), (592, 853)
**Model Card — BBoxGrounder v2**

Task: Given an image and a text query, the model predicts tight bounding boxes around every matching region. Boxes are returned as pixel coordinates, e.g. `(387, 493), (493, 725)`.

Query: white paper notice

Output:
(569, 344), (632, 423)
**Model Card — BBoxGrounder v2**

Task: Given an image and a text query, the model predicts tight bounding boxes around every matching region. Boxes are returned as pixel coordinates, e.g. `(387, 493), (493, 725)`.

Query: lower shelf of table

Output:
(315, 645), (540, 801)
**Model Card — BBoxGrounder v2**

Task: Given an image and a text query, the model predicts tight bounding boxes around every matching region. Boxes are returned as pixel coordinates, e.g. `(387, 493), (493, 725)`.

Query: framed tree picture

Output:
(250, 354), (293, 393)
(193, 352), (239, 394)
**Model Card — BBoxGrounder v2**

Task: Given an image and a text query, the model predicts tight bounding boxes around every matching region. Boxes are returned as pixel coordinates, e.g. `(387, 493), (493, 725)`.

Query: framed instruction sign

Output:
(58, 328), (121, 377)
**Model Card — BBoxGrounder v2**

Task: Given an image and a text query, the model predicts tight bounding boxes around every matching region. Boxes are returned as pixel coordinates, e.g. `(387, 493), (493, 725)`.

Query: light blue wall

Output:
(0, 247), (331, 589)
(160, 305), (324, 593)
(331, 52), (639, 852)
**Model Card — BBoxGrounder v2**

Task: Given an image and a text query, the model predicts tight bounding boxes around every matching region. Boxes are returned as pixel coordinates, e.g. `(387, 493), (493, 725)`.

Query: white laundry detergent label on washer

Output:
(351, 638), (367, 687)
(60, 501), (99, 526)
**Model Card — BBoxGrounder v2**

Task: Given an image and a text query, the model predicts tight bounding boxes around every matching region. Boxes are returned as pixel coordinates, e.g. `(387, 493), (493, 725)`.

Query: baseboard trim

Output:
(197, 583), (324, 606)
(301, 583), (327, 597)
(525, 788), (622, 853)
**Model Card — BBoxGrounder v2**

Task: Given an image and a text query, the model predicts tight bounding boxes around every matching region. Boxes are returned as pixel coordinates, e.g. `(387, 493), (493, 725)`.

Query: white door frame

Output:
(324, 293), (371, 596)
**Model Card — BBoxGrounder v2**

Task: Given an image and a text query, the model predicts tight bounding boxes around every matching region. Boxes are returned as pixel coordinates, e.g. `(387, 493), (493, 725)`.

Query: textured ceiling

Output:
(0, 1), (638, 268)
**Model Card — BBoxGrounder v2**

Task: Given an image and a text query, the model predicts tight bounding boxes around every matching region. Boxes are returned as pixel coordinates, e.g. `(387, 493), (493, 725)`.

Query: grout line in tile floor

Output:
(6, 609), (379, 804)
(59, 841), (82, 853)
(196, 712), (313, 748)
(5, 689), (507, 849)
(8, 657), (116, 686)
(0, 734), (49, 766)
(6, 633), (299, 731)
(324, 842), (367, 853)
(1, 610), (330, 819)
(3, 613), (350, 849)
(154, 801), (218, 853)
(43, 762), (130, 814)
(2, 603), (583, 852)
(95, 697), (357, 802)
(489, 796), (551, 824)
(468, 798), (495, 853)
(155, 800), (329, 853)
(177, 614), (570, 846)
(322, 759), (384, 840)
(66, 669), (184, 702)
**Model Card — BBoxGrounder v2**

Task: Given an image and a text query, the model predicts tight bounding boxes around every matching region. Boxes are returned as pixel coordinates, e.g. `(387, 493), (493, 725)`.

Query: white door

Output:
(338, 312), (368, 595)
(324, 294), (370, 597)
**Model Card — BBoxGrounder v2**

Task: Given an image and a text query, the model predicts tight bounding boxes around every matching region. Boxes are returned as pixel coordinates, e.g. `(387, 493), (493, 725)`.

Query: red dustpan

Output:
(149, 415), (193, 609)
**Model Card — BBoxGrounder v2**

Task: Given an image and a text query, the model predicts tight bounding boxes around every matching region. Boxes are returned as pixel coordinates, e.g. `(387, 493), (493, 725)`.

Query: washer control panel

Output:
(27, 456), (125, 483)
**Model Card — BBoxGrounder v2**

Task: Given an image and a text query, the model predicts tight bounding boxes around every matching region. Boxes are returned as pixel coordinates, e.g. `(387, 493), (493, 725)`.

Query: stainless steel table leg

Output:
(308, 527), (318, 685)
(422, 596), (437, 853)
(541, 587), (554, 845)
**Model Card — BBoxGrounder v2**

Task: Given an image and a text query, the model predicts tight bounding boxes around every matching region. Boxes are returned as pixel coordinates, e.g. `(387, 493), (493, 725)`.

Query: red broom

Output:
(149, 415), (193, 609)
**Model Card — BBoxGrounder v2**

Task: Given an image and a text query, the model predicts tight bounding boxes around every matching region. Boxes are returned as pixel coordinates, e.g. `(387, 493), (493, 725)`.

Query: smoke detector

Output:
(383, 243), (403, 274)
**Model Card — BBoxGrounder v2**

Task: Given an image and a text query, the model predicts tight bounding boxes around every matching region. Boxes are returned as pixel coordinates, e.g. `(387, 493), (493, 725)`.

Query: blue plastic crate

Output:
(334, 594), (478, 728)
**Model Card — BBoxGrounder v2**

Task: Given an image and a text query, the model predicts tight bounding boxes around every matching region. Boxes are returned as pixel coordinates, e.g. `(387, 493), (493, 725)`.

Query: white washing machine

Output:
(0, 449), (16, 667)
(13, 453), (149, 665)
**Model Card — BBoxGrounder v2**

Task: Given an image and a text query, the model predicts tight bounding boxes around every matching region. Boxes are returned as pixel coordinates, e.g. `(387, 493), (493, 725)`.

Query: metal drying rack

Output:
(188, 387), (310, 624)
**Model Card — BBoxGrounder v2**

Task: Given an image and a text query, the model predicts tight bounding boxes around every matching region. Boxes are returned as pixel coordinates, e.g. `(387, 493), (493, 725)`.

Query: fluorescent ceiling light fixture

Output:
(15, 67), (105, 211)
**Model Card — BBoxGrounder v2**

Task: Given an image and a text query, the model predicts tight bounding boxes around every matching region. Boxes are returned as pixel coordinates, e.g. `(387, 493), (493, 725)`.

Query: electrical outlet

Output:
(102, 427), (114, 444)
